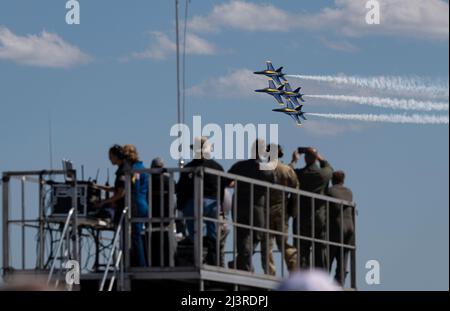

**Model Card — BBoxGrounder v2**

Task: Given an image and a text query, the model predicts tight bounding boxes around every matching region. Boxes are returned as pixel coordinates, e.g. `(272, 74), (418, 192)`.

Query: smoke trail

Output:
(306, 94), (449, 112)
(308, 113), (449, 125)
(287, 74), (449, 98)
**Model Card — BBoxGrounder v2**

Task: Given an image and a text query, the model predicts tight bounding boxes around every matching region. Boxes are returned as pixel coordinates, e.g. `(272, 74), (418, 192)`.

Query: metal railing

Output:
(2, 166), (357, 290)
(2, 170), (80, 274)
(122, 166), (357, 290)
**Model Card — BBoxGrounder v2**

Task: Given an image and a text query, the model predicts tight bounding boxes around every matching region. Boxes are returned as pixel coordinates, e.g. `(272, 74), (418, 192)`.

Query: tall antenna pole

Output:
(48, 113), (54, 170)
(175, 0), (184, 168)
(182, 0), (189, 133)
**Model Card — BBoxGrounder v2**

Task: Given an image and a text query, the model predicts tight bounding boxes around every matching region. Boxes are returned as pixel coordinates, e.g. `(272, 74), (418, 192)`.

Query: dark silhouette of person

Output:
(327, 170), (354, 285)
(290, 147), (333, 269)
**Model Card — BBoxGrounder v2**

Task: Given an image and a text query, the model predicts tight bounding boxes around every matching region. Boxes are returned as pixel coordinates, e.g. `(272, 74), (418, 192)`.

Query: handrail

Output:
(129, 167), (356, 207)
(3, 166), (358, 290)
(2, 170), (69, 177)
(123, 165), (357, 288)
(203, 167), (356, 207)
(99, 206), (128, 291)
(47, 207), (75, 285)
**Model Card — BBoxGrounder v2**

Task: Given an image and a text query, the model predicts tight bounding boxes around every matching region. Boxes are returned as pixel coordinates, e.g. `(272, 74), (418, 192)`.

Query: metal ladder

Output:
(99, 206), (128, 291)
(47, 207), (78, 290)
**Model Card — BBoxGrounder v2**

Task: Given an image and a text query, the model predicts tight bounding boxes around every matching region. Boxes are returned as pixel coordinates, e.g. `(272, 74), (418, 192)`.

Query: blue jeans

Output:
(183, 198), (218, 242)
(131, 198), (148, 267)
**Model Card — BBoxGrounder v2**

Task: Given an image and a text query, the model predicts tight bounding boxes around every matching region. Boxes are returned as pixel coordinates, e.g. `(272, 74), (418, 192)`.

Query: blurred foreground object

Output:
(0, 275), (60, 291)
(278, 269), (342, 291)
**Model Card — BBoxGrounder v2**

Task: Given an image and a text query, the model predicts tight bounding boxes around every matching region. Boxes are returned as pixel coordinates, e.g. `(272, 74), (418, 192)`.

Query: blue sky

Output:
(0, 0), (448, 290)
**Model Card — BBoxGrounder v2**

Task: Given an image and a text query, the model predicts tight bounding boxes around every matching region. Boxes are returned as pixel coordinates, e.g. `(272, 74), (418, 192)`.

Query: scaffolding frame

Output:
(2, 166), (357, 290)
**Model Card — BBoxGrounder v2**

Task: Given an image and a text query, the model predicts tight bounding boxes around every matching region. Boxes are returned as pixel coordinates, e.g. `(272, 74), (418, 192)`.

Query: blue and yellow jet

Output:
(253, 61), (286, 85)
(281, 82), (305, 105)
(255, 79), (285, 105)
(272, 99), (307, 126)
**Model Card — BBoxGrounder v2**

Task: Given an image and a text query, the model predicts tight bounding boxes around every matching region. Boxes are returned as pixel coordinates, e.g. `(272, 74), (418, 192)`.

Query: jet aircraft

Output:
(253, 61), (286, 85)
(254, 79), (285, 105)
(281, 82), (305, 105)
(272, 100), (307, 126)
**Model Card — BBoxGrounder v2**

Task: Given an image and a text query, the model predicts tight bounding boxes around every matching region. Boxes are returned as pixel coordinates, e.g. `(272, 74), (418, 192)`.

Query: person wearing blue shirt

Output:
(124, 144), (149, 267)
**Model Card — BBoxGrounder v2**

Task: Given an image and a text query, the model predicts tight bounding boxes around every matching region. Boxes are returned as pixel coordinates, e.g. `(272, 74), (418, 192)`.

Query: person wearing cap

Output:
(261, 144), (299, 275)
(227, 139), (275, 272)
(176, 136), (225, 265)
(290, 147), (333, 269)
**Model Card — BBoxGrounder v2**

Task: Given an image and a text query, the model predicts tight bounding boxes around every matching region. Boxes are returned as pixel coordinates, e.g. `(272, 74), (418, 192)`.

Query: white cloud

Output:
(131, 31), (217, 60)
(185, 33), (217, 55)
(189, 1), (290, 33)
(131, 31), (175, 60)
(186, 68), (266, 98)
(0, 26), (91, 68)
(313, 0), (449, 40)
(188, 0), (449, 41)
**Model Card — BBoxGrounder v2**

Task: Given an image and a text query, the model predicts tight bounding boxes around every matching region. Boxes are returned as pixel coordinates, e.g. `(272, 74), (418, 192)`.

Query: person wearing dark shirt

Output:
(95, 145), (128, 225)
(290, 147), (333, 269)
(227, 139), (275, 272)
(176, 137), (225, 265)
(123, 144), (149, 267)
(327, 170), (354, 285)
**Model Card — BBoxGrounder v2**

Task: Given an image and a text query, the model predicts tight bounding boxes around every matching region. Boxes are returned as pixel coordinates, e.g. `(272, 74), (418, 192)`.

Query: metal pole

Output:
(182, 0), (189, 129)
(160, 174), (164, 267)
(249, 184), (254, 271)
(124, 172), (132, 290)
(192, 167), (205, 268)
(216, 175), (221, 267)
(168, 172), (175, 268)
(351, 204), (357, 289)
(21, 176), (26, 269)
(233, 181), (237, 270)
(175, 0), (184, 168)
(147, 171), (152, 266)
(326, 200), (330, 273)
(197, 169), (204, 267)
(296, 194), (300, 270)
(2, 174), (10, 272)
(311, 198), (315, 270)
(38, 174), (45, 269)
(281, 191), (285, 278)
(265, 187), (269, 275)
(71, 171), (79, 268)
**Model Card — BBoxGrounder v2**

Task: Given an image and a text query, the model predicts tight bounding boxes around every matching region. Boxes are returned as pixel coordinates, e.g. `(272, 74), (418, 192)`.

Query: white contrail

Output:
(287, 74), (449, 97)
(308, 113), (449, 125)
(305, 94), (449, 112)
